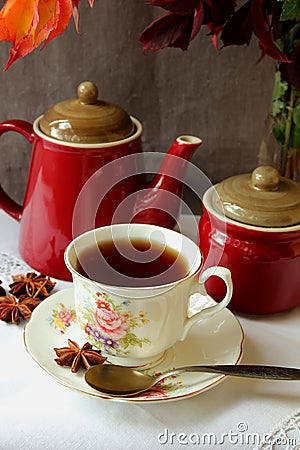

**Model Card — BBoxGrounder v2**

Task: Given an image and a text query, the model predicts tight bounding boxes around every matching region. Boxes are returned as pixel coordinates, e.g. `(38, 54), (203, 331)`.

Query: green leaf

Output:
(271, 99), (286, 116)
(289, 23), (300, 44)
(290, 123), (300, 147)
(293, 98), (300, 127)
(279, 0), (300, 21)
(273, 121), (300, 148)
(272, 71), (289, 102)
(121, 340), (129, 349)
(273, 123), (286, 144)
(276, 15), (300, 54)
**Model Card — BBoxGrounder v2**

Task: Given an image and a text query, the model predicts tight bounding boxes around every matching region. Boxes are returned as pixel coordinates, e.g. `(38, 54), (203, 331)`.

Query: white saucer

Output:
(24, 288), (244, 403)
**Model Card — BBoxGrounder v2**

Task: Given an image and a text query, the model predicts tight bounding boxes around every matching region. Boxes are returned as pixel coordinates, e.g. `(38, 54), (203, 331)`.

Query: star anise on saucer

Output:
(9, 272), (55, 299)
(54, 339), (107, 373)
(0, 294), (41, 325)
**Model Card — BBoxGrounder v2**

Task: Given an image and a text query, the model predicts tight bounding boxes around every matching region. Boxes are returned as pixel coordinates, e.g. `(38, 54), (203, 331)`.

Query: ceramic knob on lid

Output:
(216, 166), (300, 227)
(39, 81), (134, 143)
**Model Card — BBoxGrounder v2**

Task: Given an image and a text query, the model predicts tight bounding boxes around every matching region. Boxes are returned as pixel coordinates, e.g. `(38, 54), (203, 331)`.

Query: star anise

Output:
(9, 272), (55, 299)
(0, 294), (41, 325)
(54, 339), (107, 373)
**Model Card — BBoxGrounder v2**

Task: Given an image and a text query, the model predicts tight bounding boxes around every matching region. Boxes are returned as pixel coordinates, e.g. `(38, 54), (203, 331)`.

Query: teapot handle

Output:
(0, 120), (35, 221)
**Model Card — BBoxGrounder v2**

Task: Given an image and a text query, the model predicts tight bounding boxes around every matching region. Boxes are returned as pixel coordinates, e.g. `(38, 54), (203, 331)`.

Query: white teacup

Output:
(65, 223), (233, 368)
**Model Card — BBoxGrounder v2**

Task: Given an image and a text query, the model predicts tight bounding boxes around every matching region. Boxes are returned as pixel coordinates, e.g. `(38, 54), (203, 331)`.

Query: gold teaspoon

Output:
(85, 364), (300, 397)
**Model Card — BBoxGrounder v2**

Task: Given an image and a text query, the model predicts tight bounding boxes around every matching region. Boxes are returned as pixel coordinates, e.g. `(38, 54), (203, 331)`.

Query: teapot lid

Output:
(39, 81), (134, 144)
(216, 166), (300, 227)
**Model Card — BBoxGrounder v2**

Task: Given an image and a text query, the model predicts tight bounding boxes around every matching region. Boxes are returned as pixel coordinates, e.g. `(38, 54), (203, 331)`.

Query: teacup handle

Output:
(181, 266), (233, 340)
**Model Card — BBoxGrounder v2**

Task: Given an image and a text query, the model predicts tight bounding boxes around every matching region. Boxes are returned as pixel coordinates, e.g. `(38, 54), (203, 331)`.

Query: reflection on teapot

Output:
(0, 82), (202, 280)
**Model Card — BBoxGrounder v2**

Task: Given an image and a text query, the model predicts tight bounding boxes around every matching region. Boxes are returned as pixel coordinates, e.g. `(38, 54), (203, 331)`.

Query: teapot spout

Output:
(132, 135), (202, 228)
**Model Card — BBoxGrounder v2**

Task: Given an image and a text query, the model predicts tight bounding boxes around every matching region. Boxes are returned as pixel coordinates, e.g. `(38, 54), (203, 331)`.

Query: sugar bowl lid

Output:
(216, 166), (300, 227)
(39, 81), (134, 144)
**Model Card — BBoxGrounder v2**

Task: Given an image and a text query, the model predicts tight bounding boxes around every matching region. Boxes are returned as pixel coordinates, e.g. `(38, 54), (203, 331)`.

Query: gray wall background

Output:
(0, 0), (274, 213)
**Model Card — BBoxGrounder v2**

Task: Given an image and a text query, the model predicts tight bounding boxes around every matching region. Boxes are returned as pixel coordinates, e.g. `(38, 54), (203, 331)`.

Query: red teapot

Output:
(0, 81), (202, 280)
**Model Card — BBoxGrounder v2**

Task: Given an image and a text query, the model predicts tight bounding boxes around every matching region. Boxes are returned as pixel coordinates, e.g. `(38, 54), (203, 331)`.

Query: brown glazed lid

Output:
(216, 166), (300, 227)
(39, 81), (134, 144)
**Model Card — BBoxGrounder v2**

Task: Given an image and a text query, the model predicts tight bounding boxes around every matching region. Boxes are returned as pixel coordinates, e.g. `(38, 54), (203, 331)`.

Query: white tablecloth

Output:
(0, 210), (299, 450)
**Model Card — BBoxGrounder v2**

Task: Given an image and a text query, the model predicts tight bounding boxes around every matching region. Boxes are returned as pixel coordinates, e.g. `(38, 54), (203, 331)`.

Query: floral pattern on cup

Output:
(48, 303), (76, 334)
(77, 290), (150, 356)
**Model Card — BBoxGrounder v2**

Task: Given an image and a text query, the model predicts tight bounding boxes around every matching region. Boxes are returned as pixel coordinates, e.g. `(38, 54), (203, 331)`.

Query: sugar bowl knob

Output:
(251, 166), (280, 191)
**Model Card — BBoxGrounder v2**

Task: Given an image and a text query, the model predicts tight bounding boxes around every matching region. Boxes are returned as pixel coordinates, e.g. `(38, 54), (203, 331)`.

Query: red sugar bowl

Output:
(199, 166), (300, 315)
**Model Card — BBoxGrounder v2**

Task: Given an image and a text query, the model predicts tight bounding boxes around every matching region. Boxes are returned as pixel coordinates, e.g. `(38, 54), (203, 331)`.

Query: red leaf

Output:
(221, 0), (253, 47)
(206, 23), (223, 51)
(2, 0), (40, 70)
(148, 0), (199, 14)
(72, 0), (80, 31)
(43, 0), (73, 47)
(139, 12), (193, 52)
(191, 1), (204, 41)
(201, 0), (212, 24)
(204, 0), (236, 51)
(210, 0), (236, 28)
(280, 43), (300, 91)
(0, 0), (37, 43)
(251, 0), (290, 62)
(172, 14), (195, 49)
(0, 0), (93, 69)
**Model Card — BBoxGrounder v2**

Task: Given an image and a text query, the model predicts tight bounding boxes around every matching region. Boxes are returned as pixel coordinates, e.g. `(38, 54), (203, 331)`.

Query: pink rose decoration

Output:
(94, 308), (128, 340)
(57, 309), (73, 325)
(137, 387), (168, 399)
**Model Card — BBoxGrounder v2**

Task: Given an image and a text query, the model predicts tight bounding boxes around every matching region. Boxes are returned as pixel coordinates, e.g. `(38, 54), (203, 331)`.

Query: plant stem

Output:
(280, 86), (296, 176)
